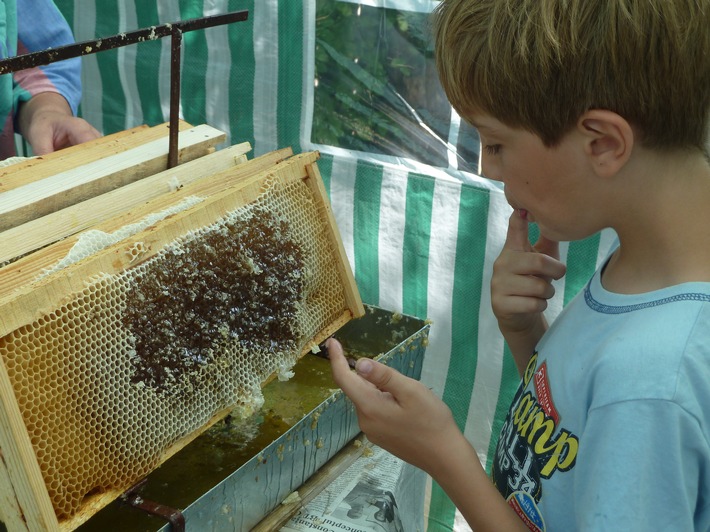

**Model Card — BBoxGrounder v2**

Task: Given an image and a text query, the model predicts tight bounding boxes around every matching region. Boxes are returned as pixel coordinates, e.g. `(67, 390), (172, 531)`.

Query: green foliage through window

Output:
(313, 0), (479, 172)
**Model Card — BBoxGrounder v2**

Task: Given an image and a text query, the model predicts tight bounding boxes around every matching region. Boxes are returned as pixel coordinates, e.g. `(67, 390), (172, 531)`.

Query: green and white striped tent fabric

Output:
(52, 1), (614, 529)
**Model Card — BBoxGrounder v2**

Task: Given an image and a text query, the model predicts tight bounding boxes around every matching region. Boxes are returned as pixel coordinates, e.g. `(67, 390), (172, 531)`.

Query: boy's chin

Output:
(538, 223), (588, 244)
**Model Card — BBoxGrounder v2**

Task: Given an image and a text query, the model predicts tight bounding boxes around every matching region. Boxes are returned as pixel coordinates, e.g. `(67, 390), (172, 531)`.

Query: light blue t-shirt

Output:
(492, 255), (710, 531)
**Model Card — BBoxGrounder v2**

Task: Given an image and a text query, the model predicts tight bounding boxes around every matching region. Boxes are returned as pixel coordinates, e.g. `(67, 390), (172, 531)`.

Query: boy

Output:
(329, 0), (710, 529)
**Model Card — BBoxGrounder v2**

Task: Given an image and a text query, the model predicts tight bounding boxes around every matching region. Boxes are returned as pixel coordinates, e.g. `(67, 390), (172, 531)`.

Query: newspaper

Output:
(281, 443), (422, 532)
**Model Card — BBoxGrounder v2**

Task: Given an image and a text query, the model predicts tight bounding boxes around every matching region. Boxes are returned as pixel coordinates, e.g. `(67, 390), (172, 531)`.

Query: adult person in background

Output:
(0, 0), (100, 160)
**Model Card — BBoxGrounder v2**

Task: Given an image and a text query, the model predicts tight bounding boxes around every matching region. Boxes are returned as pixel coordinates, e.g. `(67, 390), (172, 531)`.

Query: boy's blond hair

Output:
(433, 0), (710, 153)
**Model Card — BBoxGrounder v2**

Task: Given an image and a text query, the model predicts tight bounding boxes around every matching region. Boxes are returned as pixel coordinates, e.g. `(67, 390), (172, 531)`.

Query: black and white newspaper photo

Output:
(282, 443), (412, 532)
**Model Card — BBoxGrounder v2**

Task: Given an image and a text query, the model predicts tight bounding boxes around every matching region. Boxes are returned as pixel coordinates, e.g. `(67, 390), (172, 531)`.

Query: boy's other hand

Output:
(491, 210), (566, 337)
(328, 338), (460, 475)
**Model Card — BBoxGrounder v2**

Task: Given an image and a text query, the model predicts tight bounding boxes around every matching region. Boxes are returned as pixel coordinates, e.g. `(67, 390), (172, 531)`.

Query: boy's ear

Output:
(577, 110), (634, 178)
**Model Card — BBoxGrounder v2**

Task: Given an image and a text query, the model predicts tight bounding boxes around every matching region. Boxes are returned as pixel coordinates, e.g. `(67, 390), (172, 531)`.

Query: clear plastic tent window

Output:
(313, 0), (480, 173)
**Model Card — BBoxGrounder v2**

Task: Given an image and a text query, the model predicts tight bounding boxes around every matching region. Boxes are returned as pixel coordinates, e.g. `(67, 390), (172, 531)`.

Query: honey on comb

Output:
(123, 208), (306, 396)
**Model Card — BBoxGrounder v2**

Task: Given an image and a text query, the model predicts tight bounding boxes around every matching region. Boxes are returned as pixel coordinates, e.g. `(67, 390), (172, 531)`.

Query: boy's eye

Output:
(484, 144), (501, 155)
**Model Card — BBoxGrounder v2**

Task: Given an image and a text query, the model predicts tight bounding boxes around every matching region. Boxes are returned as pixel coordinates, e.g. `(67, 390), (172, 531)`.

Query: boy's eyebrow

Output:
(470, 121), (498, 136)
(467, 117), (497, 134)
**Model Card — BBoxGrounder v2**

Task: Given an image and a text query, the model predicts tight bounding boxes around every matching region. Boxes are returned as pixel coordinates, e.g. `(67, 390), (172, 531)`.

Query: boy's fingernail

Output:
(356, 358), (373, 375)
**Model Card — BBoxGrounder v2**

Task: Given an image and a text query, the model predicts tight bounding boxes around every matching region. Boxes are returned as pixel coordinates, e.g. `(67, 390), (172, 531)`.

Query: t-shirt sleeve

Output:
(573, 399), (709, 530)
(14, 0), (81, 114)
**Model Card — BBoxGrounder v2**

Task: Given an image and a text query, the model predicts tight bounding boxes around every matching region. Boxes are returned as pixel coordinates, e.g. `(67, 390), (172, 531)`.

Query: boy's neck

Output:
(601, 148), (710, 294)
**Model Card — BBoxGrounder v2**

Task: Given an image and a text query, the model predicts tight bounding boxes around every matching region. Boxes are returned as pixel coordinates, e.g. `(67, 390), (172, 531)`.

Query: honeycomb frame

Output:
(0, 150), (363, 530)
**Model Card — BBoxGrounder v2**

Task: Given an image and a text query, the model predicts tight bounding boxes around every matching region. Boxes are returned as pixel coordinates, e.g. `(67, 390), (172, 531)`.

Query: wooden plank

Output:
(0, 142), (253, 265)
(0, 124), (226, 231)
(0, 125), (149, 191)
(305, 162), (365, 320)
(0, 359), (59, 531)
(0, 122), (193, 193)
(93, 148), (298, 235)
(0, 451), (26, 531)
(252, 435), (369, 531)
(0, 148), (293, 298)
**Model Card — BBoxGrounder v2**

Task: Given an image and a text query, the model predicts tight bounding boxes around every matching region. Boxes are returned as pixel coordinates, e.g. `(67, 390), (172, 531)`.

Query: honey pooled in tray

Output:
(123, 208), (306, 396)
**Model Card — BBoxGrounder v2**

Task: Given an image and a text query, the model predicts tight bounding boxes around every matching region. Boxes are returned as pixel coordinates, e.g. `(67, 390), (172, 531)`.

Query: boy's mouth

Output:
(518, 208), (529, 220)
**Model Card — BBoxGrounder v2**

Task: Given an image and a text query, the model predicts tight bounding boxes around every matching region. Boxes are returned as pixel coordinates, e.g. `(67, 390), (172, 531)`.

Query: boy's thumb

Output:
(354, 358), (396, 392)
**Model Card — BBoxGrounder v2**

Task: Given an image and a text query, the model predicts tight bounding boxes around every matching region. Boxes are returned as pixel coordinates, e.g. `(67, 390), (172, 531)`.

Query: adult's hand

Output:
(18, 92), (100, 155)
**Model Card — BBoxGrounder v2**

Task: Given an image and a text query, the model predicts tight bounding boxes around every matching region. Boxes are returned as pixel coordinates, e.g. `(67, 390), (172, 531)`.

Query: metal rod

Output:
(0, 10), (248, 75)
(122, 479), (186, 532)
(0, 9), (248, 168)
(168, 28), (183, 169)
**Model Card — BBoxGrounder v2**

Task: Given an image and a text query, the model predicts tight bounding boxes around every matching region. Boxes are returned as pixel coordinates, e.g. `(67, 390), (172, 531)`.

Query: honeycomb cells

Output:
(0, 175), (348, 519)
(123, 208), (306, 396)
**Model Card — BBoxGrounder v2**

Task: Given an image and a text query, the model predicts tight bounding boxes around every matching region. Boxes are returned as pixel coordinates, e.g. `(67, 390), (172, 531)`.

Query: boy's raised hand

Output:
(491, 211), (566, 371)
(328, 338), (460, 475)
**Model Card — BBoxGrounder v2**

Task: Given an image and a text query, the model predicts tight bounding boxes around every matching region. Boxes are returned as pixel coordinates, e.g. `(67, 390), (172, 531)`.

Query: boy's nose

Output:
(480, 158), (502, 182)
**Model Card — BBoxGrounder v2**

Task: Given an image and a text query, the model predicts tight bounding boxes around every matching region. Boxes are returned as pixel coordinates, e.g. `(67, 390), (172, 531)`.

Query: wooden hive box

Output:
(0, 125), (364, 531)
